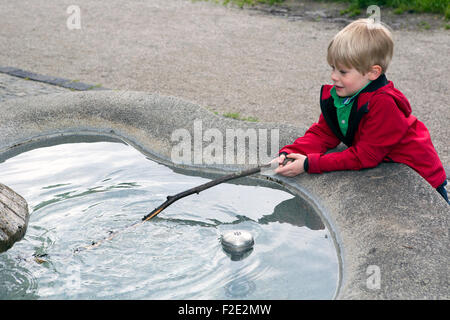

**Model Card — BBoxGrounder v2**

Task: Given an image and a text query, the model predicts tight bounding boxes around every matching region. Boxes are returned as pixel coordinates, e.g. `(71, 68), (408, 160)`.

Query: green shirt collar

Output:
(330, 80), (372, 109)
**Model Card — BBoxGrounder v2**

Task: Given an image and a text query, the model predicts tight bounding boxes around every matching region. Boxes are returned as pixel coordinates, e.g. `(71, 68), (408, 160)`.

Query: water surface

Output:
(0, 140), (338, 299)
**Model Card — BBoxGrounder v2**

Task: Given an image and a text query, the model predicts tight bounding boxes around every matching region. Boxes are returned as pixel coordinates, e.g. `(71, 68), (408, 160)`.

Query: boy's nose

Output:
(331, 70), (339, 82)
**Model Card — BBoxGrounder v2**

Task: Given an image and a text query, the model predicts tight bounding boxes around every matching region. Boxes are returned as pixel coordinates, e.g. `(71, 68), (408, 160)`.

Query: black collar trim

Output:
(359, 73), (388, 95)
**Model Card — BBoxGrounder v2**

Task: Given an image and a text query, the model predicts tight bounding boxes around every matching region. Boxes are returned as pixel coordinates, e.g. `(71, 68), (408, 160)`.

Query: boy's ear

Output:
(368, 65), (383, 80)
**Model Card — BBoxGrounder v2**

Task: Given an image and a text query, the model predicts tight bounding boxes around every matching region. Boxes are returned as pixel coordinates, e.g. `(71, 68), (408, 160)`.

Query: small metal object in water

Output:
(221, 230), (254, 261)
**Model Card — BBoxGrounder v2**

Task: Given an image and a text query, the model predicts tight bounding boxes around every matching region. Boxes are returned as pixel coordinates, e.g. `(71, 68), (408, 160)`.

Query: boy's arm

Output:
(306, 94), (410, 173)
(279, 113), (341, 156)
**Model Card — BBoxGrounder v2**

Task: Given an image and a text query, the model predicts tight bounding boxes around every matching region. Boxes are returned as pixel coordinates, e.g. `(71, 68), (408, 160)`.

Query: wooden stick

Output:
(75, 163), (271, 253)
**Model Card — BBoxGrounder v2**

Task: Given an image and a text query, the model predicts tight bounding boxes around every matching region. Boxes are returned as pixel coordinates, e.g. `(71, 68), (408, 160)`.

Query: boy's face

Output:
(330, 65), (372, 97)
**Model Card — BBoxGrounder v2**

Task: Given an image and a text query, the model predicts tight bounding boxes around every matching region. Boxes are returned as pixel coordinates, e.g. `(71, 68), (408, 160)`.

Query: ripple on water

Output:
(0, 141), (338, 299)
(0, 256), (39, 299)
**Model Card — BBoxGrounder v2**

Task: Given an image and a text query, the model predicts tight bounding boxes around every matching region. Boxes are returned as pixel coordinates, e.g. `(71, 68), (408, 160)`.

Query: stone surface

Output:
(0, 73), (70, 103)
(0, 90), (447, 299)
(0, 183), (29, 253)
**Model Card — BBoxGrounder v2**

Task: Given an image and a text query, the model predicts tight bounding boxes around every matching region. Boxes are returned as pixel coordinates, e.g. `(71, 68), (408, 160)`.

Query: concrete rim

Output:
(0, 90), (447, 299)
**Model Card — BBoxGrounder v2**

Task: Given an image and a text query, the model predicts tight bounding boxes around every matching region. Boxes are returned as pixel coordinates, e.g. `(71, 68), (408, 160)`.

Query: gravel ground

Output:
(0, 0), (448, 165)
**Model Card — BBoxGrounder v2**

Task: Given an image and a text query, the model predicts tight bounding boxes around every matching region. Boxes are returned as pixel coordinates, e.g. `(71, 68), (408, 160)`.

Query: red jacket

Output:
(279, 74), (446, 188)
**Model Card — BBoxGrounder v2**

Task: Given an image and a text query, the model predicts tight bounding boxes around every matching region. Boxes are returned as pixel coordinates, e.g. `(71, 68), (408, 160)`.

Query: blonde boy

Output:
(275, 19), (448, 203)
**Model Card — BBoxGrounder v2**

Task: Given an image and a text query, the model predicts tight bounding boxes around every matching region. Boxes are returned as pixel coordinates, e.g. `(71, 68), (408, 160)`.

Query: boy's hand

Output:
(274, 153), (306, 177)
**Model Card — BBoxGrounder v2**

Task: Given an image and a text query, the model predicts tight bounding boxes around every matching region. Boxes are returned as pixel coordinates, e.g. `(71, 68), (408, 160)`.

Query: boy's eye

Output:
(330, 66), (347, 74)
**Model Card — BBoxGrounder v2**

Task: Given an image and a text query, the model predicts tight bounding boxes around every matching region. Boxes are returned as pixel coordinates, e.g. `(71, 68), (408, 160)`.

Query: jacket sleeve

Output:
(279, 113), (341, 156)
(307, 93), (410, 173)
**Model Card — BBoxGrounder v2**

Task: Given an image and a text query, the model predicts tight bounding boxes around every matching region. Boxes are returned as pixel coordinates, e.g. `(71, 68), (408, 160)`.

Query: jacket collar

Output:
(359, 73), (388, 95)
(319, 74), (389, 147)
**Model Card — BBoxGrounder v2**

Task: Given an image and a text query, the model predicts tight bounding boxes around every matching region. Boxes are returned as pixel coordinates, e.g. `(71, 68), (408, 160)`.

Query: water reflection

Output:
(152, 196), (324, 232)
(259, 197), (325, 230)
(0, 140), (338, 299)
(222, 247), (254, 262)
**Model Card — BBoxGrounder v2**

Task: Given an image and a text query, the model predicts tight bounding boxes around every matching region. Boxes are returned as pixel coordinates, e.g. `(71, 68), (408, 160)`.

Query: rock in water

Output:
(0, 183), (29, 253)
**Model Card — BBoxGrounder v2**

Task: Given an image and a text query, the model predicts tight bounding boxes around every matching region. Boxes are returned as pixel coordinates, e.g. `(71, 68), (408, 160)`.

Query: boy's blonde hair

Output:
(327, 18), (394, 75)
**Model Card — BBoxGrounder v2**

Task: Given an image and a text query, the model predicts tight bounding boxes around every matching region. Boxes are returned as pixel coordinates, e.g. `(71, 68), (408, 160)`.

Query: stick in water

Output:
(74, 162), (275, 253)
